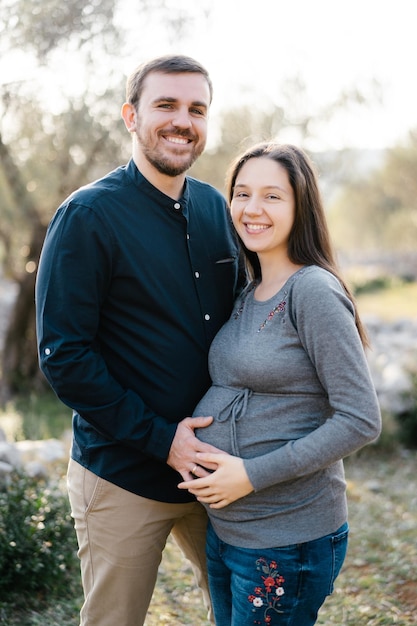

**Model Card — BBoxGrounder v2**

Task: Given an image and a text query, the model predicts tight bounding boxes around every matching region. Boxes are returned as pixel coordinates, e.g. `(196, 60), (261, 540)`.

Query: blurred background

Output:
(0, 2), (416, 622)
(0, 0), (416, 401)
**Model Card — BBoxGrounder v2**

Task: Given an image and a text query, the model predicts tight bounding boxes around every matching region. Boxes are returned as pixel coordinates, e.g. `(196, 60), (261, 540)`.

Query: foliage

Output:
(0, 472), (78, 600)
(2, 0), (120, 60)
(352, 275), (393, 295)
(0, 0), (128, 394)
(329, 130), (417, 256)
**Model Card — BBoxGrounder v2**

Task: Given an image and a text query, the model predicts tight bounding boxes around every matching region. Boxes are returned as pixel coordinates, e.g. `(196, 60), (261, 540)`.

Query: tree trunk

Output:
(1, 220), (48, 400)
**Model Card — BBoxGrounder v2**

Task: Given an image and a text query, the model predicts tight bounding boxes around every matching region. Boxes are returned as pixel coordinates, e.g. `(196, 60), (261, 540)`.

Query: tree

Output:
(329, 129), (417, 269)
(0, 98), (126, 395)
(0, 0), (129, 398)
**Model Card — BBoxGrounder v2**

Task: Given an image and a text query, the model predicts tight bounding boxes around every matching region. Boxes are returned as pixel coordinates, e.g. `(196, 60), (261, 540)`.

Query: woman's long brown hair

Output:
(226, 142), (369, 347)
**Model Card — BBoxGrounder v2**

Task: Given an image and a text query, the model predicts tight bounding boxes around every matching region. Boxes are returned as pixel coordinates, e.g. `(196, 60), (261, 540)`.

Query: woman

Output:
(179, 142), (381, 626)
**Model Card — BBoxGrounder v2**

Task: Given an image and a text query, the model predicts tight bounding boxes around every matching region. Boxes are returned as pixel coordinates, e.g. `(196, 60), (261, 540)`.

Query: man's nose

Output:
(172, 107), (192, 128)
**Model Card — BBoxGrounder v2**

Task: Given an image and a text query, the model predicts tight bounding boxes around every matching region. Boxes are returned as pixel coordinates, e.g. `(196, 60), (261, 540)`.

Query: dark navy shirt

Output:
(35, 159), (240, 502)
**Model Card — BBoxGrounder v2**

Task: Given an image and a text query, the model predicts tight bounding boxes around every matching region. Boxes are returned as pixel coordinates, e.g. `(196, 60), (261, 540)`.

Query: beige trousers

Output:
(67, 458), (212, 625)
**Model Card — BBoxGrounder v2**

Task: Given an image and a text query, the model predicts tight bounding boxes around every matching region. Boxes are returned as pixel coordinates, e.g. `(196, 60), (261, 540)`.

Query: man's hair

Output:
(126, 54), (213, 109)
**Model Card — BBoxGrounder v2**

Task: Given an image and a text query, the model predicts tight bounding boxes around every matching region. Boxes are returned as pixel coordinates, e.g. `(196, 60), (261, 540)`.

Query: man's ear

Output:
(121, 102), (137, 132)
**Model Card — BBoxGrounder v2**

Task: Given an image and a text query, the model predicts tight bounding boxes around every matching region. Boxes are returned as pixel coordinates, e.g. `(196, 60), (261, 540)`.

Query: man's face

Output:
(132, 71), (210, 177)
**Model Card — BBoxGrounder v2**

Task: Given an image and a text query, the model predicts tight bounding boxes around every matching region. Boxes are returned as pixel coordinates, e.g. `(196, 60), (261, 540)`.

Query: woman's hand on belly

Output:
(178, 452), (254, 508)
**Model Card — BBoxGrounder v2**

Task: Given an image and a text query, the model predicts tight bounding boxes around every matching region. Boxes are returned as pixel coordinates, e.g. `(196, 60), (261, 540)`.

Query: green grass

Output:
(1, 449), (416, 625)
(317, 449), (417, 625)
(0, 391), (72, 442)
(355, 281), (417, 320)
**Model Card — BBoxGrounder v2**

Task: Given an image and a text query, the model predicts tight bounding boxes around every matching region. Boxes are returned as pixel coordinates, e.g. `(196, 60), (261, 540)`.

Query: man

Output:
(35, 55), (240, 625)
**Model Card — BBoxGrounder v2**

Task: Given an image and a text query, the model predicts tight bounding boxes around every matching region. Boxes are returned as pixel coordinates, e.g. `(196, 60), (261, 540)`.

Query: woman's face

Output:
(230, 156), (295, 260)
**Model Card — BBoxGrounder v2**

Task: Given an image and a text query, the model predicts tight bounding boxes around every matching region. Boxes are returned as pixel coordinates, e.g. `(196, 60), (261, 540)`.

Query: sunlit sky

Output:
(2, 0), (416, 152)
(117, 0), (417, 151)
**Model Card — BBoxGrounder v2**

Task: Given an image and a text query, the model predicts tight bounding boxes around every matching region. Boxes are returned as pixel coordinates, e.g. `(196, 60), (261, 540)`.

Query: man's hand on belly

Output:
(167, 416), (225, 481)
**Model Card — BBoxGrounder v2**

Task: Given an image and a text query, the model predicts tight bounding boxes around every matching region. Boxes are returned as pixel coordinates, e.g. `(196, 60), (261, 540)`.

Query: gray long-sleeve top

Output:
(194, 266), (381, 548)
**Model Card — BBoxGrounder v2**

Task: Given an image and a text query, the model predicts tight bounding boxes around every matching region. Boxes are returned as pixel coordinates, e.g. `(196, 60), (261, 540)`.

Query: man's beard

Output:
(147, 152), (200, 177)
(136, 128), (205, 177)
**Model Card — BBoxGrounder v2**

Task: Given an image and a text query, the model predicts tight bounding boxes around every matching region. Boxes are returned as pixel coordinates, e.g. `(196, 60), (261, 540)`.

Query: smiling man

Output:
(35, 55), (241, 626)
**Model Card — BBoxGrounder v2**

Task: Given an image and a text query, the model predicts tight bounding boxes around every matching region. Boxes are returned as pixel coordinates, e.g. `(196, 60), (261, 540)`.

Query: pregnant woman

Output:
(179, 142), (381, 626)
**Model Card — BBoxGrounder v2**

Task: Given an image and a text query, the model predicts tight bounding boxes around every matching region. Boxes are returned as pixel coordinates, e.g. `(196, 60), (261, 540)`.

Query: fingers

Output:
(191, 464), (214, 478)
(196, 451), (225, 464)
(178, 470), (195, 482)
(194, 489), (231, 508)
(178, 479), (221, 500)
(177, 473), (233, 509)
(178, 476), (207, 489)
(207, 499), (229, 510)
(186, 415), (213, 429)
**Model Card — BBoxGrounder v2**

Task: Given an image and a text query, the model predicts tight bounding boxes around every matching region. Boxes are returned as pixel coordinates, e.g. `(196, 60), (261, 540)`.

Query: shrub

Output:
(353, 275), (392, 295)
(0, 472), (78, 600)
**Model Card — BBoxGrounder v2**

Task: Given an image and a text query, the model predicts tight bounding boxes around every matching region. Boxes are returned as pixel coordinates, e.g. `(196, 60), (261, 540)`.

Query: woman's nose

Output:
(244, 197), (263, 215)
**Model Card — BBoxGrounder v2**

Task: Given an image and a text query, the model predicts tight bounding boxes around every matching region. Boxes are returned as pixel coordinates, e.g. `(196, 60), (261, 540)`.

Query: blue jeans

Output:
(206, 521), (348, 626)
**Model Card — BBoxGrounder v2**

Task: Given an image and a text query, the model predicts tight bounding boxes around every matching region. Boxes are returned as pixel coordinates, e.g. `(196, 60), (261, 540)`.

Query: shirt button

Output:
(204, 314), (210, 321)
(195, 271), (200, 278)
(173, 202), (181, 210)
(45, 348), (51, 355)
(186, 233), (190, 239)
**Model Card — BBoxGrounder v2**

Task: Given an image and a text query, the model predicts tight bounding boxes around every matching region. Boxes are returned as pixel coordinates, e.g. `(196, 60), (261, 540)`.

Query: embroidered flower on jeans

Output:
(247, 557), (285, 624)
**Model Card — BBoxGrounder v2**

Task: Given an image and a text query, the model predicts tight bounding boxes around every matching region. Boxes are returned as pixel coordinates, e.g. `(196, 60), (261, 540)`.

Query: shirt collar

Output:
(127, 158), (189, 215)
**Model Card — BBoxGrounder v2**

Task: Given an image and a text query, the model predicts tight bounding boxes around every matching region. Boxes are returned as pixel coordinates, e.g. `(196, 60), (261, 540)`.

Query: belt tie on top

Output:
(215, 386), (252, 456)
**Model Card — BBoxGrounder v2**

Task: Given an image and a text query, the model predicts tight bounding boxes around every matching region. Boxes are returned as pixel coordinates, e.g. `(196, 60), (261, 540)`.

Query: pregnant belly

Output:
(193, 384), (330, 458)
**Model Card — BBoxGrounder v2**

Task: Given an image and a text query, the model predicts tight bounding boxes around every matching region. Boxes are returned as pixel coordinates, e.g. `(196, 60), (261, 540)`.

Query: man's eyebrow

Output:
(152, 96), (208, 109)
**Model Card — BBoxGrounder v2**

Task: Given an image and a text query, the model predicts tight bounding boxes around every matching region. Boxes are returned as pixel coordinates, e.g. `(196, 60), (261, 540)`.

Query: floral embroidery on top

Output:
(233, 283), (287, 332)
(258, 299), (286, 332)
(233, 268), (307, 333)
(248, 557), (285, 624)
